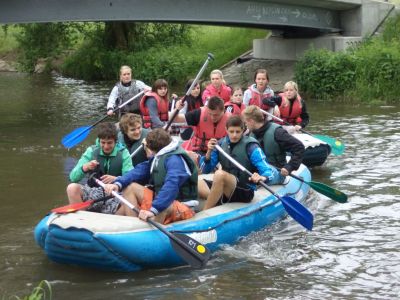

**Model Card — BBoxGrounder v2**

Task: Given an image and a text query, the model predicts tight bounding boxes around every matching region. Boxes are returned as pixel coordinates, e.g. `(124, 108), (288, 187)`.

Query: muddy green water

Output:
(0, 72), (399, 299)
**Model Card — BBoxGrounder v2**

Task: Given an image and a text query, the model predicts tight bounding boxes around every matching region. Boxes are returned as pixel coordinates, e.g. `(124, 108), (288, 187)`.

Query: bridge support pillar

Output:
(253, 35), (362, 60)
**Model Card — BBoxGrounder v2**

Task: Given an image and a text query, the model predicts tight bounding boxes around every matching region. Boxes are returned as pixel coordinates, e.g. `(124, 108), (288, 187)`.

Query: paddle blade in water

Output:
(62, 125), (92, 148)
(309, 181), (348, 203)
(51, 200), (94, 214)
(314, 134), (345, 156)
(170, 233), (211, 268)
(280, 196), (313, 231)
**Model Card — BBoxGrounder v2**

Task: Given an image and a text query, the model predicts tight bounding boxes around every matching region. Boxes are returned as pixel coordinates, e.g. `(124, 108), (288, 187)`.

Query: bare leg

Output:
(116, 183), (169, 223)
(203, 170), (237, 210)
(198, 179), (210, 200)
(66, 183), (83, 204)
(115, 183), (145, 217)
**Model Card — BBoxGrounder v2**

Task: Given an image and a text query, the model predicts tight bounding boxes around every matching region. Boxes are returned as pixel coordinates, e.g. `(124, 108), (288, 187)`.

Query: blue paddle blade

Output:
(313, 134), (345, 156)
(280, 196), (313, 231)
(61, 125), (92, 148)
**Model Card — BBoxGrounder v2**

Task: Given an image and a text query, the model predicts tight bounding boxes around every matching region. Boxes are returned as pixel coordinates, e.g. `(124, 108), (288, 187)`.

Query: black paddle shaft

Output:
(125, 202), (210, 267)
(94, 179), (210, 268)
(125, 200), (210, 268)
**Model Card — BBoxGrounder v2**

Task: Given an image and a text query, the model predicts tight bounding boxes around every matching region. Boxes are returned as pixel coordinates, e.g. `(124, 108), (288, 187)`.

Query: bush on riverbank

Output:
(61, 26), (266, 86)
(295, 13), (400, 103)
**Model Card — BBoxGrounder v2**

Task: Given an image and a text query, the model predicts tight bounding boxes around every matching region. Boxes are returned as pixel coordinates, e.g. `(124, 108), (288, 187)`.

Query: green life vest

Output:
(130, 129), (149, 167)
(91, 145), (123, 176)
(218, 136), (258, 188)
(151, 147), (198, 201)
(251, 122), (286, 167)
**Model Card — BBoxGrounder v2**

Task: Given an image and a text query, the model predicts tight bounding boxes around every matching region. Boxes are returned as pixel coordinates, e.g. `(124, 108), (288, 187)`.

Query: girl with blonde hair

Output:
(275, 81), (309, 132)
(202, 69), (232, 104)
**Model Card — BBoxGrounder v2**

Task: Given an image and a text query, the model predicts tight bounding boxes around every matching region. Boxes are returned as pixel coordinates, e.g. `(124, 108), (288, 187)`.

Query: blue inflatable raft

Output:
(34, 164), (311, 272)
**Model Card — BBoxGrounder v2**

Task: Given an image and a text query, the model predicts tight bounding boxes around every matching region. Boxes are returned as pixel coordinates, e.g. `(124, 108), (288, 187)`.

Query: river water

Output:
(0, 72), (399, 299)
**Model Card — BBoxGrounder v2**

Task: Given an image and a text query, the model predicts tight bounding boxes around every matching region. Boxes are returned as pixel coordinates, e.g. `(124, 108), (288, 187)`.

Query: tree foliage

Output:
(16, 23), (82, 71)
(103, 22), (191, 51)
(15, 21), (192, 72)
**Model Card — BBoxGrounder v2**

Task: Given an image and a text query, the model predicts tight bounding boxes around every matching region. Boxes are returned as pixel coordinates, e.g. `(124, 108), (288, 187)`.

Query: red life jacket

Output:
(140, 92), (169, 129)
(202, 84), (231, 103)
(249, 87), (273, 108)
(187, 107), (230, 153)
(224, 102), (246, 116)
(278, 93), (303, 125)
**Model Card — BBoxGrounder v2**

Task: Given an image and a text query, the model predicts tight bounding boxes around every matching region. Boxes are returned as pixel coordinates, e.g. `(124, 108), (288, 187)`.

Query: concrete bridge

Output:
(0, 0), (396, 60)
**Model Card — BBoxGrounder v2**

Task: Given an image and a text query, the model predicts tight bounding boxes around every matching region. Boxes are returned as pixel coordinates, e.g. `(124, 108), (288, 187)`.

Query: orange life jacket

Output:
(140, 92), (169, 129)
(141, 188), (194, 225)
(187, 107), (230, 153)
(278, 93), (303, 125)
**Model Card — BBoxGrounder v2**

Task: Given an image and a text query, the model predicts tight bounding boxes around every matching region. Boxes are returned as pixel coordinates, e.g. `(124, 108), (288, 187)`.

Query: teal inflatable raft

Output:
(34, 165), (311, 272)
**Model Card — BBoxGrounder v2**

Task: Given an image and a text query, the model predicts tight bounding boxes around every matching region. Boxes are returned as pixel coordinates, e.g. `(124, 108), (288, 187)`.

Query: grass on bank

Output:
(2, 280), (52, 300)
(188, 26), (266, 68)
(0, 25), (21, 55)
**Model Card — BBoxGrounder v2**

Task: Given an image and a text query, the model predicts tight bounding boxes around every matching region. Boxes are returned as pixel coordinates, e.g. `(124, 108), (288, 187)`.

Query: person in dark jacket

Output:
(177, 79), (204, 114)
(103, 128), (198, 224)
(242, 105), (305, 177)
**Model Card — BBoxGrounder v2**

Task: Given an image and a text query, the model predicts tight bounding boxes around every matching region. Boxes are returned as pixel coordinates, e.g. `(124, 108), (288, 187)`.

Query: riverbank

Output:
(0, 52), (17, 72)
(0, 51), (295, 92)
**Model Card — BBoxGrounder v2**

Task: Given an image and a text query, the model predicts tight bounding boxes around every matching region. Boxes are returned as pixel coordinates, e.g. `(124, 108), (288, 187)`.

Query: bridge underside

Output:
(0, 0), (344, 37)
